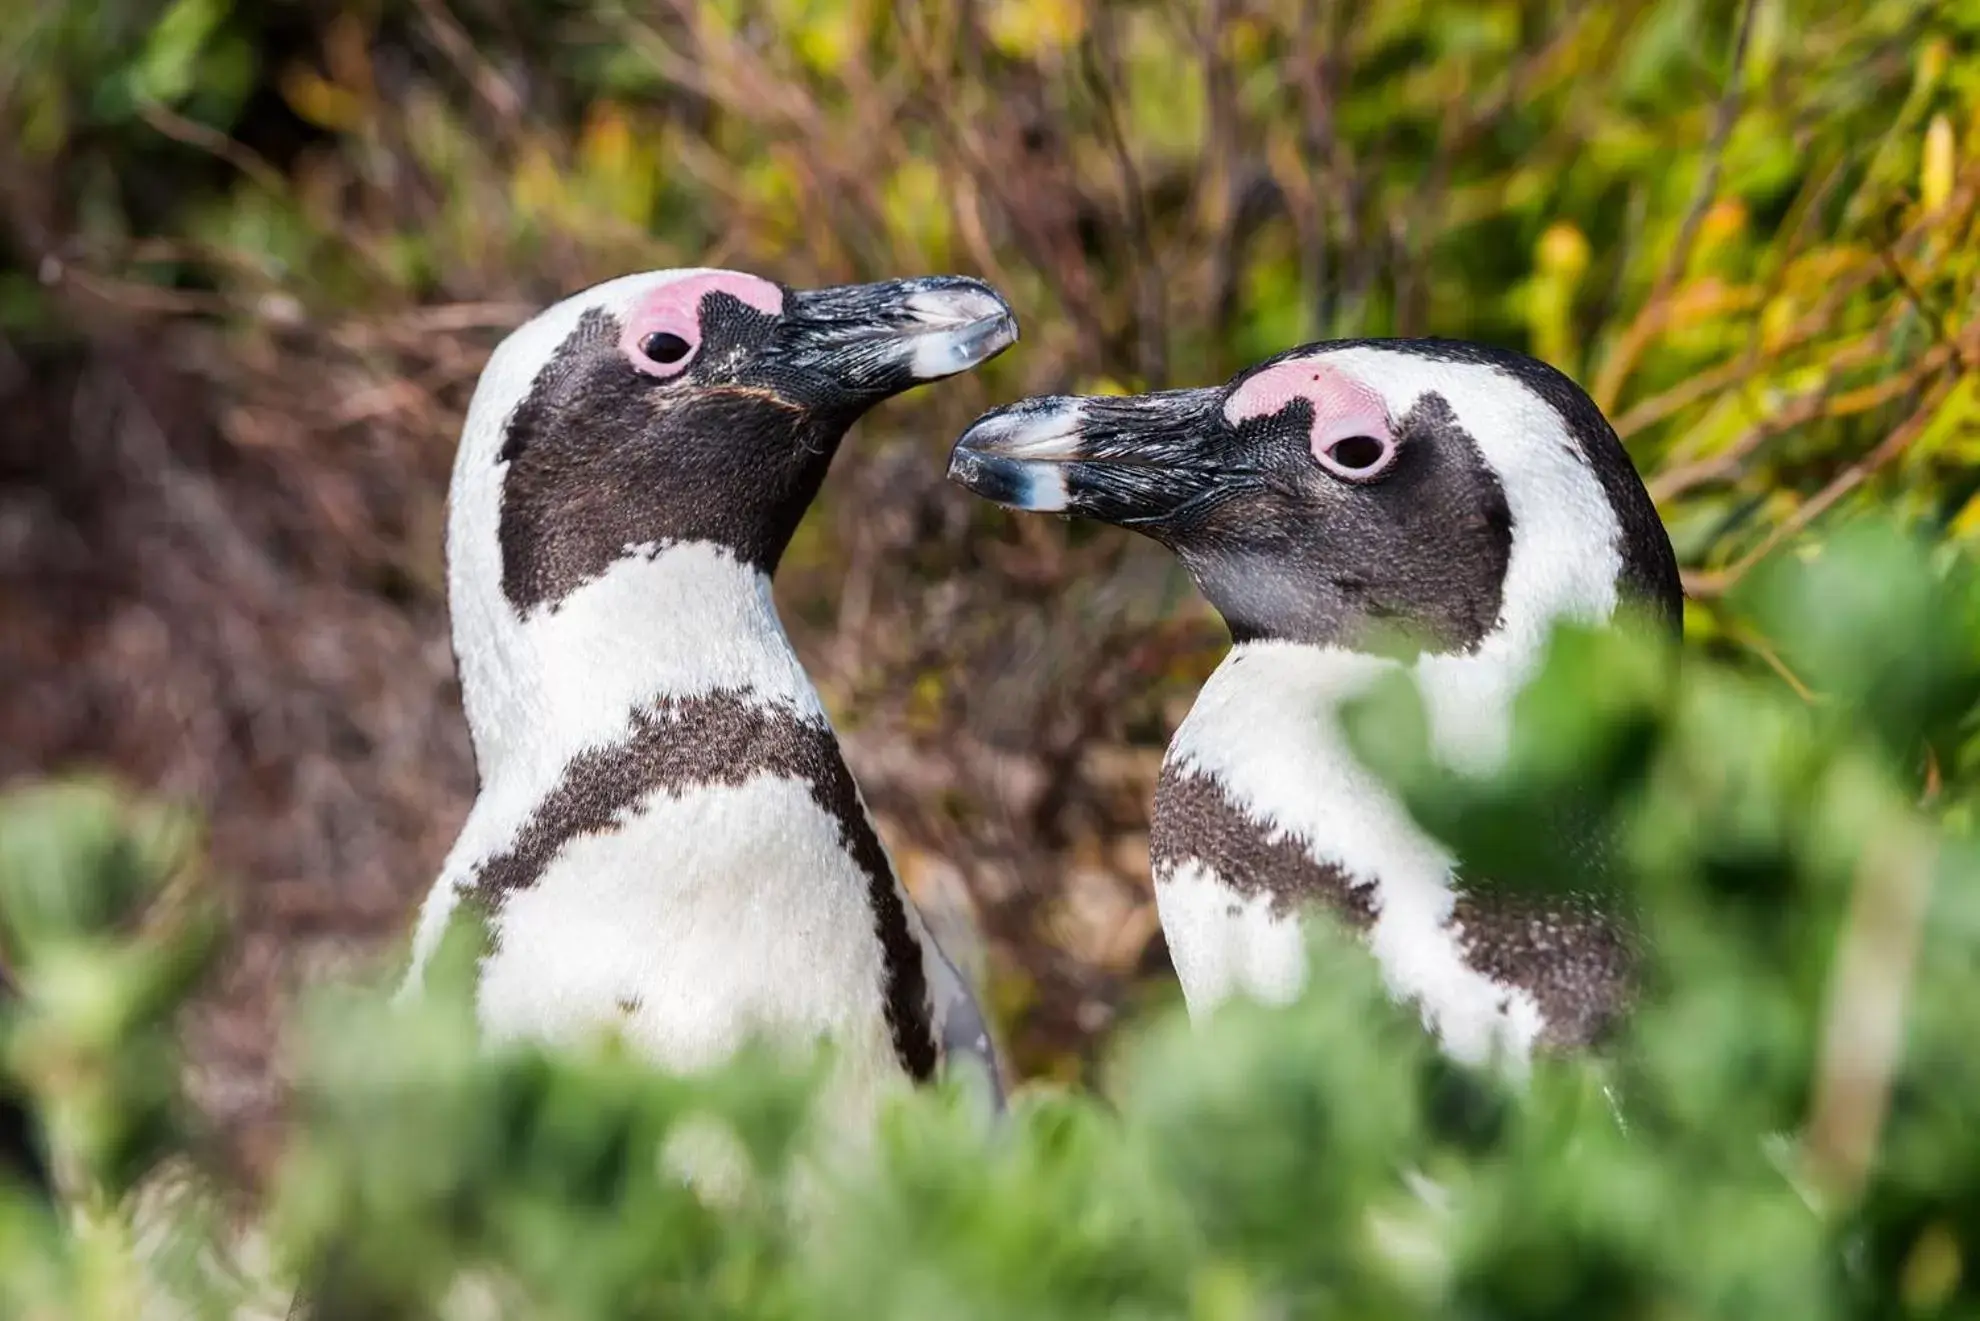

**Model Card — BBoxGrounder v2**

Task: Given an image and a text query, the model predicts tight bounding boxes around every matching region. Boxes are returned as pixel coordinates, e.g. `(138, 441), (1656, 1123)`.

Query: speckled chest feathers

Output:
(406, 268), (1014, 1105)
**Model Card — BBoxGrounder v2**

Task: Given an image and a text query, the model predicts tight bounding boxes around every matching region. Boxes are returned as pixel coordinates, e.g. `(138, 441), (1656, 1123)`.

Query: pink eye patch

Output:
(1224, 357), (1398, 481)
(619, 271), (785, 378)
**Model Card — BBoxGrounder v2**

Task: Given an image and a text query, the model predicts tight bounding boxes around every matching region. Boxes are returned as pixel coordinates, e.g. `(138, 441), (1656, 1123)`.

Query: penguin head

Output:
(455, 268), (1018, 616)
(950, 340), (1679, 655)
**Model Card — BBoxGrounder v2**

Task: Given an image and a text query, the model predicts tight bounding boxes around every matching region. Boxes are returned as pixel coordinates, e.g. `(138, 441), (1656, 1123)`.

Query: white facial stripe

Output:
(448, 269), (794, 774)
(454, 268), (747, 479)
(1299, 347), (1622, 636)
(1297, 345), (1624, 770)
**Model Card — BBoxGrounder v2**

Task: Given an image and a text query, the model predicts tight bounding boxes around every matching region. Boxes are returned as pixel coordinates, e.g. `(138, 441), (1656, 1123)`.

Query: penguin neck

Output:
(1172, 622), (1555, 836)
(452, 540), (823, 789)
(1192, 478), (1628, 783)
(1163, 633), (1559, 1065)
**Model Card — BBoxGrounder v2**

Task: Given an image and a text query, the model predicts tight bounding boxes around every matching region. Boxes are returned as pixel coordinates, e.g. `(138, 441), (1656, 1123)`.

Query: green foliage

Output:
(6, 1), (1975, 593)
(0, 780), (227, 1319)
(0, 781), (216, 1199)
(2, 523), (1979, 1317)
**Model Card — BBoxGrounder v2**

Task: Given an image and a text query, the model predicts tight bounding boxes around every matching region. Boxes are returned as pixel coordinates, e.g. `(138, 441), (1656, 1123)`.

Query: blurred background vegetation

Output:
(1, 0), (1977, 1283)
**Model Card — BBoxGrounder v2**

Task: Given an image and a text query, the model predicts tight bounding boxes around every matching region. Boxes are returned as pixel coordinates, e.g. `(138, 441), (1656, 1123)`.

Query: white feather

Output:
(477, 774), (907, 1107)
(1152, 859), (1309, 1008)
(404, 542), (826, 983)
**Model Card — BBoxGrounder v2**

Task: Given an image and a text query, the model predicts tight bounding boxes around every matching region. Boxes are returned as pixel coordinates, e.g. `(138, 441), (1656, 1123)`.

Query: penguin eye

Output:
(641, 331), (692, 364)
(621, 303), (705, 379)
(1316, 433), (1396, 482)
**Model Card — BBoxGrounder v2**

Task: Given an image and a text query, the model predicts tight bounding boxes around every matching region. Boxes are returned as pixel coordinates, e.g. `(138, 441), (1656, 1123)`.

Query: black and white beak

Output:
(776, 276), (1019, 401)
(946, 388), (1237, 528)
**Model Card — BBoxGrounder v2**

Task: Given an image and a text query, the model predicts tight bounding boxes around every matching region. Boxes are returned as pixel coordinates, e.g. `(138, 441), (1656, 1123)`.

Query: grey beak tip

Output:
(947, 408), (1077, 513)
(945, 446), (977, 486)
(899, 283), (1019, 380)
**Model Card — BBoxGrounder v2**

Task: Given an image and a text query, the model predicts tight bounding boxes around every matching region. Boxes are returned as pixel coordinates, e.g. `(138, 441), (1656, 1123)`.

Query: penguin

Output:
(404, 268), (1017, 1116)
(948, 339), (1681, 1065)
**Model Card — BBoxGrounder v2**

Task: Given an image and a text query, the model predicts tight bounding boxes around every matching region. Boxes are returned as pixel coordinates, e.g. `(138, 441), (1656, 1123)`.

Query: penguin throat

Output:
(1177, 629), (1549, 841)
(453, 539), (823, 784)
(1161, 636), (1550, 1063)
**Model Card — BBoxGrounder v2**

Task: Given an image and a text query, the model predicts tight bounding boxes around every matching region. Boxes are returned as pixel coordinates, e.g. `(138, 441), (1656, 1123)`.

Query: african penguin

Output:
(949, 340), (1681, 1065)
(404, 267), (1018, 1118)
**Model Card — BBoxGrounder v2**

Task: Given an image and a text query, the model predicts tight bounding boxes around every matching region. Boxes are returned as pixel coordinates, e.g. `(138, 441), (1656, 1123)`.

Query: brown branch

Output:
(136, 100), (287, 197)
(412, 0), (523, 126)
(1653, 328), (1971, 502)
(1615, 292), (1881, 442)
(1603, 178), (1956, 423)
(1080, 16), (1167, 386)
(1291, 0), (1342, 335)
(891, 3), (1020, 295)
(62, 268), (236, 318)
(1686, 372), (1957, 597)
(1648, 381), (1836, 505)
(1643, 326), (1947, 503)
(1642, 0), (1760, 314)
(1594, 0), (1759, 411)
(1200, 0), (1243, 339)
(889, 8), (1109, 368)
(1879, 247), (1971, 373)
(1722, 619), (1824, 705)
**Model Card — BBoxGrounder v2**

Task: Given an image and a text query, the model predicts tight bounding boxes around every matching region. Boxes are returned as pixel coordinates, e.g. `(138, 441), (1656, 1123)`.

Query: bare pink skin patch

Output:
(619, 271), (786, 378)
(1225, 356), (1399, 480)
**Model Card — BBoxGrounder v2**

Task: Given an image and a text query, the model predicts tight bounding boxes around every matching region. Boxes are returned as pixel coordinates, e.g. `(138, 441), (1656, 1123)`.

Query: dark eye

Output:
(640, 331), (692, 364)
(1327, 435), (1387, 470)
(1313, 431), (1397, 481)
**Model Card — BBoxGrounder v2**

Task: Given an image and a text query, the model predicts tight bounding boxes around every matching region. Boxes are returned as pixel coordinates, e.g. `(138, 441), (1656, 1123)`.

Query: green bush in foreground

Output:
(3, 518), (1979, 1321)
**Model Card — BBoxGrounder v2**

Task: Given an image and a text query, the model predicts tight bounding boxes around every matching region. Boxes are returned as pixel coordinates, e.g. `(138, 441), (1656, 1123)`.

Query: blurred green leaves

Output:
(0, 780), (216, 1201)
(4, 526), (1979, 1318)
(275, 925), (816, 1319)
(123, 0), (248, 112)
(1738, 523), (1980, 766)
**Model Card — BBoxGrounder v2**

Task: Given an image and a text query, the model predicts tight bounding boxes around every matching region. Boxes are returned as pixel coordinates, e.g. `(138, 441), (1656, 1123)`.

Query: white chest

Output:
(473, 774), (906, 1094)
(405, 541), (924, 1107)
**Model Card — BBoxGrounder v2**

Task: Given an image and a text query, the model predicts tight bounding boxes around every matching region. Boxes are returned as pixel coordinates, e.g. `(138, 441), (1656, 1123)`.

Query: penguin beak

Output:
(778, 276), (1019, 402)
(947, 389), (1233, 528)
